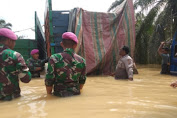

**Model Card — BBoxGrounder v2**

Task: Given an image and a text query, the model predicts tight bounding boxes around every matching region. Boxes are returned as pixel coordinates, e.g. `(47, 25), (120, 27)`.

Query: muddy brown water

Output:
(0, 65), (177, 118)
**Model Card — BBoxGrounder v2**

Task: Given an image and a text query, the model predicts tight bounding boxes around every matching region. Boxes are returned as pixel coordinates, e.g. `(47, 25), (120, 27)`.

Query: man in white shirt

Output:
(114, 46), (133, 81)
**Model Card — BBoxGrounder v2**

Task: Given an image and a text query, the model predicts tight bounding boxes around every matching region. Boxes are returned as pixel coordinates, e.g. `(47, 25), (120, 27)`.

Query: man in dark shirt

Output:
(158, 42), (170, 74)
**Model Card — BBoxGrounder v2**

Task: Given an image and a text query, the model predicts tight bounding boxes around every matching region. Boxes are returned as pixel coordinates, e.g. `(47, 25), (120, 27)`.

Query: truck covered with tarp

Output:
(44, 0), (136, 75)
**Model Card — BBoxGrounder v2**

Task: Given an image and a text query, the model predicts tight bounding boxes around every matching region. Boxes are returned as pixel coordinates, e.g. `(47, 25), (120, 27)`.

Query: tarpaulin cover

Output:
(70, 0), (136, 75)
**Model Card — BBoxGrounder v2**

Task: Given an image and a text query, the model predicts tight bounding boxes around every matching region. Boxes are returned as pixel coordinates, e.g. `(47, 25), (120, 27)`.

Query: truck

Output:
(42, 0), (136, 75)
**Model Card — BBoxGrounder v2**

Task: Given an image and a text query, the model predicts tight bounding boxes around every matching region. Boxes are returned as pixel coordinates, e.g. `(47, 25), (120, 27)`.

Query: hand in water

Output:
(170, 81), (177, 88)
(110, 73), (115, 77)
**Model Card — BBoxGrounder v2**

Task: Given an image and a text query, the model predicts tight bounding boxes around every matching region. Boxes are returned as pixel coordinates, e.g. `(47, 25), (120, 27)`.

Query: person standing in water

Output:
(0, 28), (31, 101)
(111, 46), (133, 81)
(158, 42), (170, 74)
(45, 32), (87, 97)
(26, 49), (48, 78)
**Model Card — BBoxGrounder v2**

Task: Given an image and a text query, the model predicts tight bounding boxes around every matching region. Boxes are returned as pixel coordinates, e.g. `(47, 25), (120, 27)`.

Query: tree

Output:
(107, 0), (125, 12)
(134, 0), (177, 64)
(0, 19), (12, 29)
(108, 0), (177, 64)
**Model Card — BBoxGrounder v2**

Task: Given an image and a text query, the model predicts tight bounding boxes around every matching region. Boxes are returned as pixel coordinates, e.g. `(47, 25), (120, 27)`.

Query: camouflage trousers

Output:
(53, 90), (80, 97)
(0, 94), (20, 101)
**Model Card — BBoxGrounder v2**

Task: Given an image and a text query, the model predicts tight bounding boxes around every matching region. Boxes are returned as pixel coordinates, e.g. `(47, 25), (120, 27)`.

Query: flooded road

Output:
(1, 65), (177, 118)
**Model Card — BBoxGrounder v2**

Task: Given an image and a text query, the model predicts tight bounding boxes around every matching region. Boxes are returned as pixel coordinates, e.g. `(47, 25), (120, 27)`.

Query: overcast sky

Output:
(0, 0), (116, 39)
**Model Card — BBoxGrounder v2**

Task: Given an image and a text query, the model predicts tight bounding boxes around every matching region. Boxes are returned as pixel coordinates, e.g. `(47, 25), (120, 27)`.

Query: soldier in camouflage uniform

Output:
(0, 28), (31, 101)
(26, 49), (48, 78)
(45, 32), (86, 97)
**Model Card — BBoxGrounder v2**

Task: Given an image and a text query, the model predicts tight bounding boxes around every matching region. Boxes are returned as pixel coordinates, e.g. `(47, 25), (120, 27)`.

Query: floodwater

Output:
(1, 65), (177, 118)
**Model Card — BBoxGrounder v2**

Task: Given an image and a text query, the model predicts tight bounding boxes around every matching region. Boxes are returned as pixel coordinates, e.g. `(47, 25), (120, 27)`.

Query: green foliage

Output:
(134, 0), (167, 10)
(135, 5), (160, 64)
(0, 19), (26, 39)
(0, 19), (12, 29)
(108, 0), (177, 64)
(107, 0), (125, 12)
(135, 0), (177, 64)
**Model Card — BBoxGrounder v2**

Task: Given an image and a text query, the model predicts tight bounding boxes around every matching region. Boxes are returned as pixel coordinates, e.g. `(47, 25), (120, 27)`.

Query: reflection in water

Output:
(0, 65), (177, 118)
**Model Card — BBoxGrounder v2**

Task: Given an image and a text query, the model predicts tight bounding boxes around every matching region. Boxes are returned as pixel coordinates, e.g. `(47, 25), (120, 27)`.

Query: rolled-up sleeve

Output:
(16, 52), (31, 83)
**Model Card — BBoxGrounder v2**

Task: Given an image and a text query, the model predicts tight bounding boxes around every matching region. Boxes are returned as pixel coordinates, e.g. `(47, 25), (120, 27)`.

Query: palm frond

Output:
(0, 19), (5, 24)
(134, 0), (167, 11)
(0, 19), (12, 29)
(107, 0), (125, 12)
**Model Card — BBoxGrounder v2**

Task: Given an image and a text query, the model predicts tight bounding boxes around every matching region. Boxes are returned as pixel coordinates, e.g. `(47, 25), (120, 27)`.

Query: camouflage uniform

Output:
(0, 45), (31, 100)
(26, 58), (47, 78)
(45, 48), (86, 97)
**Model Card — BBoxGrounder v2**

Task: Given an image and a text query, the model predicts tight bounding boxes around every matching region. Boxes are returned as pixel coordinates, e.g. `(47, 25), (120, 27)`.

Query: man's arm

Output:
(46, 86), (53, 94)
(128, 77), (133, 81)
(41, 57), (50, 66)
(110, 73), (115, 76)
(79, 59), (87, 90)
(158, 42), (165, 55)
(16, 53), (31, 83)
(45, 57), (55, 94)
(80, 84), (84, 90)
(124, 58), (133, 81)
(170, 81), (177, 88)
